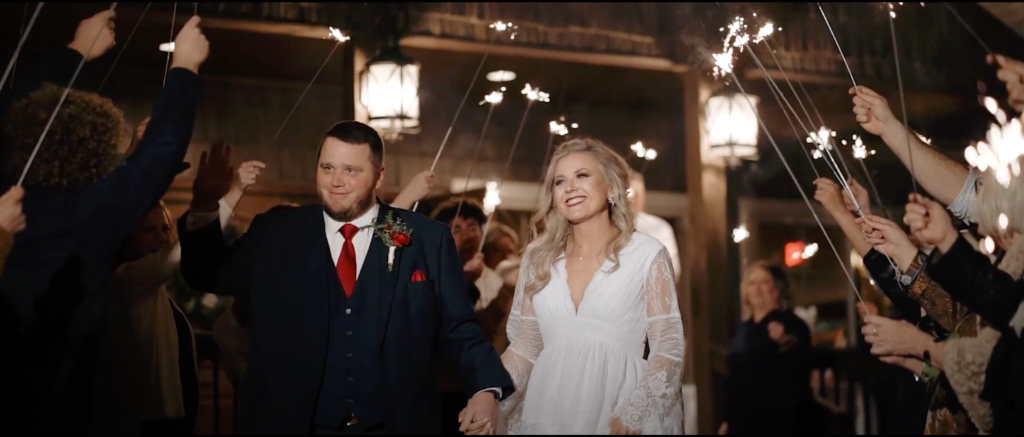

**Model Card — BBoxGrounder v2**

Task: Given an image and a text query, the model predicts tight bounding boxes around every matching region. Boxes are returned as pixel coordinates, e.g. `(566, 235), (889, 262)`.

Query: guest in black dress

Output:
(719, 261), (820, 435)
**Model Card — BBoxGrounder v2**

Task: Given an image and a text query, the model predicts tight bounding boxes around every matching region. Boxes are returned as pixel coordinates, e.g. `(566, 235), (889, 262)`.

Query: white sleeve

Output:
(947, 167), (979, 223)
(612, 247), (685, 434)
(497, 260), (543, 434)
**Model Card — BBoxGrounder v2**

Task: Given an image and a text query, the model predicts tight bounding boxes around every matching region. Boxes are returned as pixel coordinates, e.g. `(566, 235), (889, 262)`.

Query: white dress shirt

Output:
(189, 203), (502, 399)
(635, 211), (681, 281)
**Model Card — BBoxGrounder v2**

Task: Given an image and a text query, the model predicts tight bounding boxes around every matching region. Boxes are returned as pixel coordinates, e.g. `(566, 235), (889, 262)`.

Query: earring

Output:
(608, 193), (616, 206)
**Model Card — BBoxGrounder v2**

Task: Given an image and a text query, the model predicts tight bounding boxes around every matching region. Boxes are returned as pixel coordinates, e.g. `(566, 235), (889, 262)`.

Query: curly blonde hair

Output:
(976, 157), (1024, 242)
(522, 137), (636, 296)
(2, 84), (126, 190)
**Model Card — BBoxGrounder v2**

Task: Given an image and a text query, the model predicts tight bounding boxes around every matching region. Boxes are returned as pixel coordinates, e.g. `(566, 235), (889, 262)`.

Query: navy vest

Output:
(313, 248), (386, 429)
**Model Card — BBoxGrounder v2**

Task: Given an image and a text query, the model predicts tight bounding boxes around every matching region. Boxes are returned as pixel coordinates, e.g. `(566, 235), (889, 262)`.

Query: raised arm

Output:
(497, 259), (542, 432)
(612, 247), (685, 434)
(851, 86), (968, 205)
(83, 17), (208, 248)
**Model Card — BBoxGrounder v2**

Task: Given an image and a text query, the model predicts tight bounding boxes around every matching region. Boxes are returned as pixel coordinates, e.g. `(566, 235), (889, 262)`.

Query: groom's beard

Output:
(321, 188), (376, 223)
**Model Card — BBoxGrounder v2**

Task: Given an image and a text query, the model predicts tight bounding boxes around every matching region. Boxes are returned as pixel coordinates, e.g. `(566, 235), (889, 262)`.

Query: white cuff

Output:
(186, 198), (231, 231)
(475, 388), (502, 400)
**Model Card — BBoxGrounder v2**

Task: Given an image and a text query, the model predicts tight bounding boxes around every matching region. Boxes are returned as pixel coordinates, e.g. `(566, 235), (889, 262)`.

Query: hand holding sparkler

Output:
(170, 16), (209, 74)
(813, 178), (848, 215)
(391, 170), (436, 210)
(903, 193), (958, 253)
(69, 10), (117, 62)
(0, 186), (26, 235)
(850, 86), (900, 137)
(844, 178), (872, 216)
(857, 214), (919, 271)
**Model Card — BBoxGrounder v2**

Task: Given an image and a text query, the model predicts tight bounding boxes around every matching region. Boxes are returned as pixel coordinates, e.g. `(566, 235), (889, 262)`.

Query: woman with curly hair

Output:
(0, 13), (209, 434)
(480, 138), (685, 435)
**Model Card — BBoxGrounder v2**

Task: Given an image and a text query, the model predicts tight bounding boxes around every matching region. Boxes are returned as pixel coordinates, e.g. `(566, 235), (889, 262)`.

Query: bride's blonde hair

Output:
(522, 138), (636, 297)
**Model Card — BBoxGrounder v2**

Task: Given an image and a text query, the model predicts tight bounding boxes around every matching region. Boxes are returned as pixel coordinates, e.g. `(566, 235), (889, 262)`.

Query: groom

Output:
(178, 121), (514, 435)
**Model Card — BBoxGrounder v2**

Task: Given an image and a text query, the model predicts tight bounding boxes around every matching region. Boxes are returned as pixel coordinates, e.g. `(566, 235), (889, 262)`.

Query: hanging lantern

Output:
(705, 92), (760, 161)
(359, 35), (420, 137)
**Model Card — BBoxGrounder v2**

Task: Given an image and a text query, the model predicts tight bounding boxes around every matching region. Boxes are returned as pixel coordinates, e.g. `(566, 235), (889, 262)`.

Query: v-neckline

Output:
(561, 257), (605, 315)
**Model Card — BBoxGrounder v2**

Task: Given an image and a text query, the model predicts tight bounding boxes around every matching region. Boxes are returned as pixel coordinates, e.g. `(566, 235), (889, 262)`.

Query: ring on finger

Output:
(872, 327), (878, 335)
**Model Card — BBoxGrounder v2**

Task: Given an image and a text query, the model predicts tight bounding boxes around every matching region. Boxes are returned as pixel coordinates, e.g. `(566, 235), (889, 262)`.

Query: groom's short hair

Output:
(320, 121), (385, 169)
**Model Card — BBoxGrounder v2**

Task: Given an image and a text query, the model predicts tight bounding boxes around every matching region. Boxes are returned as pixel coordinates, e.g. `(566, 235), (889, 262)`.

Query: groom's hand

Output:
(459, 391), (498, 435)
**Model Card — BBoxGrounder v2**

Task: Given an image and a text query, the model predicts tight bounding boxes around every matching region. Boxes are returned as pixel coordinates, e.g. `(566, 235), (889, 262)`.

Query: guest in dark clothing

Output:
(720, 261), (819, 435)
(0, 13), (209, 433)
(430, 197), (489, 435)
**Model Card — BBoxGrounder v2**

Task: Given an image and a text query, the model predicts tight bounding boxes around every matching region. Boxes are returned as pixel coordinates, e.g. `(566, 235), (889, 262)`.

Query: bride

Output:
(467, 138), (685, 434)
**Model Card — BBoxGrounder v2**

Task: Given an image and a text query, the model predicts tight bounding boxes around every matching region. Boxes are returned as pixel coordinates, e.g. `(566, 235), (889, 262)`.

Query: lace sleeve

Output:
(497, 260), (543, 434)
(614, 247), (685, 434)
(943, 327), (1000, 433)
(947, 167), (978, 223)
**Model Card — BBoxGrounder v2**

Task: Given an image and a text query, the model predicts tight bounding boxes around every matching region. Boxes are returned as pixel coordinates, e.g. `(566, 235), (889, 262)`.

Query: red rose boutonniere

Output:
(365, 211), (413, 271)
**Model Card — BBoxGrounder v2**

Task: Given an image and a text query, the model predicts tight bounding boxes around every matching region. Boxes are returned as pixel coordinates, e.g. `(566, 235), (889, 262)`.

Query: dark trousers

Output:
(139, 417), (194, 435)
(440, 391), (468, 435)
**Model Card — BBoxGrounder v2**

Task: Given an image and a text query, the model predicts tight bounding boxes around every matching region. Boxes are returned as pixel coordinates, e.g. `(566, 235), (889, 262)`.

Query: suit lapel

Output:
(304, 207), (334, 316)
(374, 202), (403, 347)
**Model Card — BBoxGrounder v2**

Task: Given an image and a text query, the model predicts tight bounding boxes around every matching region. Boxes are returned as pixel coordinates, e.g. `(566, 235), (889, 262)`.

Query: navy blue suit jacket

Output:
(0, 51), (203, 431)
(178, 202), (514, 434)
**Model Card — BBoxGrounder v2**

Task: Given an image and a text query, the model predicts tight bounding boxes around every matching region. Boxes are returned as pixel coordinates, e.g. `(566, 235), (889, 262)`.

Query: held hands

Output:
(903, 194), (958, 253)
(861, 315), (933, 358)
(458, 391), (498, 435)
(392, 170), (435, 209)
(849, 86), (901, 138)
(69, 10), (116, 61)
(988, 54), (1024, 113)
(170, 16), (209, 74)
(0, 186), (26, 235)
(856, 214), (918, 270)
(192, 142), (234, 213)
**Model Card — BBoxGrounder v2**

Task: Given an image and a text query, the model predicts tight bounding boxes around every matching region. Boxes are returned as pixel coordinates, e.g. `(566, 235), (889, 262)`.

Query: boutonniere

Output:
(364, 211), (413, 271)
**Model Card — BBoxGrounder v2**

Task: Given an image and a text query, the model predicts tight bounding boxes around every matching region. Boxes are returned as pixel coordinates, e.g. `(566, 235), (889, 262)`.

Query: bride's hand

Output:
(609, 417), (639, 435)
(458, 406), (494, 435)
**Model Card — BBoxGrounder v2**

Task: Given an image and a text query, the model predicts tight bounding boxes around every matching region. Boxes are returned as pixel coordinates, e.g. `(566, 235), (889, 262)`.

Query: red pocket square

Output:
(411, 270), (428, 283)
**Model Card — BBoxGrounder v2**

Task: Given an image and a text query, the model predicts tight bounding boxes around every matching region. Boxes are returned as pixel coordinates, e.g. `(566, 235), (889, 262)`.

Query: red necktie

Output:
(336, 224), (359, 298)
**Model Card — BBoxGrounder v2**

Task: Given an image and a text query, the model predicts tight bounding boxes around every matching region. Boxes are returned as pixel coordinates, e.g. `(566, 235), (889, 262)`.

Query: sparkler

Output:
(413, 21), (518, 212)
(98, 2), (153, 93)
(19, 3), (119, 186)
(271, 27), (351, 143)
(964, 97), (1024, 187)
(888, 8), (919, 194)
(479, 83), (550, 252)
(0, 2), (43, 93)
(163, 2), (178, 87)
(451, 89), (504, 227)
(732, 225), (750, 243)
(535, 117), (574, 206)
(943, 2), (992, 54)
(711, 13), (866, 305)
(723, 67), (866, 307)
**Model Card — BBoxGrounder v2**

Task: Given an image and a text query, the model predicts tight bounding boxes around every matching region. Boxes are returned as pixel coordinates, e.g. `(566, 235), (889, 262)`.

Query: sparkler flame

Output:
(846, 134), (876, 160)
(480, 90), (504, 105)
(964, 97), (1024, 187)
(713, 16), (780, 78)
(732, 225), (750, 243)
(490, 21), (519, 40)
(483, 181), (502, 215)
(328, 27), (351, 43)
(522, 84), (550, 102)
(549, 121), (568, 136)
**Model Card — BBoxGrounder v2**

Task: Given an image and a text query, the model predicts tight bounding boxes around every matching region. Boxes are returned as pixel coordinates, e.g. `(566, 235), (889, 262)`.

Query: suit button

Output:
(346, 376), (354, 382)
(345, 399), (354, 403)
(346, 308), (351, 315)
(346, 331), (352, 336)
(346, 353), (353, 358)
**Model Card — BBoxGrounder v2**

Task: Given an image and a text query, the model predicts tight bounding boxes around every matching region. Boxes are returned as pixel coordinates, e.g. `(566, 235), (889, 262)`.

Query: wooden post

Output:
(682, 69), (725, 434)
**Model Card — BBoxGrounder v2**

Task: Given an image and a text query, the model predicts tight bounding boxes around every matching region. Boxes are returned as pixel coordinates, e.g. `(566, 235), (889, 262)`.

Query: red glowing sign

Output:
(785, 241), (806, 268)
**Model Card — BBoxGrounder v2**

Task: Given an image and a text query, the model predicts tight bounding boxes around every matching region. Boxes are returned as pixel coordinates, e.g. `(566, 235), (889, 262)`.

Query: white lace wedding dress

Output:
(499, 232), (685, 434)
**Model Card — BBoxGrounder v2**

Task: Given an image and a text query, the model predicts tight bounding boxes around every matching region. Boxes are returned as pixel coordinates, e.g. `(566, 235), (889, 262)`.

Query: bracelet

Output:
(899, 251), (927, 286)
(918, 363), (940, 382)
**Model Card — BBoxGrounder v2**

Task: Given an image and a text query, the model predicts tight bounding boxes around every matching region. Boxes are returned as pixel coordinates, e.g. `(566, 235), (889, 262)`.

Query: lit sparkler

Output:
(490, 21), (519, 40)
(549, 120), (568, 136)
(483, 181), (502, 215)
(328, 27), (351, 43)
(732, 225), (750, 243)
(522, 84), (550, 102)
(843, 134), (876, 160)
(964, 97), (1024, 187)
(480, 90), (504, 106)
